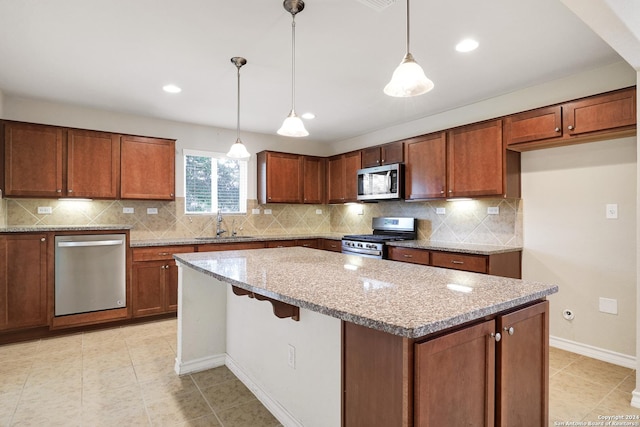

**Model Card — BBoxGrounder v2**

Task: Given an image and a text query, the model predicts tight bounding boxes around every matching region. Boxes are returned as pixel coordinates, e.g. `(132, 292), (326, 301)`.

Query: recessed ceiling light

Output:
(162, 84), (182, 93)
(455, 39), (479, 53)
(301, 112), (316, 120)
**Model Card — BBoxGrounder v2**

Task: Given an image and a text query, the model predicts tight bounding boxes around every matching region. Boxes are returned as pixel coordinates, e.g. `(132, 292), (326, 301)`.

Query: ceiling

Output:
(0, 0), (626, 143)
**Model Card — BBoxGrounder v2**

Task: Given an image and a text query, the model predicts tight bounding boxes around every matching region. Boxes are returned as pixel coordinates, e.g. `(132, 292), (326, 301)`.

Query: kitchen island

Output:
(174, 247), (557, 427)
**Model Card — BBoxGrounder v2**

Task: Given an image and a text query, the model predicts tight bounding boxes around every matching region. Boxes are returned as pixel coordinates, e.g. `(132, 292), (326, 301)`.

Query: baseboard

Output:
(174, 353), (226, 375)
(550, 335), (636, 369)
(225, 355), (302, 427)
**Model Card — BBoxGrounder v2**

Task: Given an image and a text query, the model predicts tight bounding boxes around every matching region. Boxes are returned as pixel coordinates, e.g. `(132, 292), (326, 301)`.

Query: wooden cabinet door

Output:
(448, 120), (503, 198)
(4, 122), (63, 197)
(381, 141), (404, 165)
(121, 135), (175, 200)
(343, 151), (362, 202)
(564, 87), (636, 137)
(302, 156), (325, 204)
(165, 261), (179, 312)
(320, 239), (341, 252)
(361, 146), (381, 168)
(327, 155), (345, 203)
(504, 106), (563, 146)
(415, 320), (496, 427)
(404, 133), (447, 200)
(496, 301), (549, 427)
(132, 261), (166, 317)
(0, 234), (48, 330)
(431, 251), (488, 273)
(258, 151), (302, 203)
(67, 129), (120, 198)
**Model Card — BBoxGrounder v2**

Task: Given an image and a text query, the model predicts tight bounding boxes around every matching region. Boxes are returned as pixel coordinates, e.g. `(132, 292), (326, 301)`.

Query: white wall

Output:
(521, 137), (637, 356)
(2, 96), (333, 199)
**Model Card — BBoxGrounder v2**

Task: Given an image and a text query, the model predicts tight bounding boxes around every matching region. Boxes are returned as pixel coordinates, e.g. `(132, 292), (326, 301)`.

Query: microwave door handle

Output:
(386, 171), (391, 193)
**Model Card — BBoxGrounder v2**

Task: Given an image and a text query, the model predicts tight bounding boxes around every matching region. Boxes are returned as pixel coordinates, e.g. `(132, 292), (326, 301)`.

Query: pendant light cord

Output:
(236, 65), (241, 140)
(406, 0), (410, 54)
(290, 15), (296, 113)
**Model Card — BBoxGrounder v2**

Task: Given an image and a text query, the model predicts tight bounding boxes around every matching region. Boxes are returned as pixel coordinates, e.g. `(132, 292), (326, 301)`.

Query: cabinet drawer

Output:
(387, 247), (430, 266)
(133, 246), (195, 262)
(431, 252), (487, 273)
(297, 239), (319, 249)
(321, 239), (342, 252)
(266, 240), (297, 248)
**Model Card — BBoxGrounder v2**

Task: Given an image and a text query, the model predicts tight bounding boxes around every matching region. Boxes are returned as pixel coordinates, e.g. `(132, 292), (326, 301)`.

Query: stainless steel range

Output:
(342, 217), (417, 259)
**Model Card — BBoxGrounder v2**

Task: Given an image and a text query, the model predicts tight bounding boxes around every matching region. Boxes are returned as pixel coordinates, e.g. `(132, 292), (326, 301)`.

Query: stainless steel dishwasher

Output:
(54, 234), (126, 316)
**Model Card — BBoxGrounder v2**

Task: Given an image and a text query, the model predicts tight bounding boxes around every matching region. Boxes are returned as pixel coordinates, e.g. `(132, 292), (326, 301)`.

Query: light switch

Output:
(487, 207), (499, 215)
(315, 209), (322, 215)
(606, 204), (618, 219)
(147, 208), (158, 215)
(264, 209), (272, 215)
(122, 207), (134, 214)
(251, 208), (260, 215)
(436, 207), (446, 215)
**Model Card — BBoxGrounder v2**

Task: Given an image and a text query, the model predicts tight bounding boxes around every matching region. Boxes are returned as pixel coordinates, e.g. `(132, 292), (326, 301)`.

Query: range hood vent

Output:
(355, 0), (397, 12)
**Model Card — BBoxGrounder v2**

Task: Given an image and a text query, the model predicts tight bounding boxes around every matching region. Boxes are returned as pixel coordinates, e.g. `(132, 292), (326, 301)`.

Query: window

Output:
(184, 149), (247, 214)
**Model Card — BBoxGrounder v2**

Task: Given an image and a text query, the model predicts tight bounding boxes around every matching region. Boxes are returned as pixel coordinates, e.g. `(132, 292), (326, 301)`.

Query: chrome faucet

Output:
(216, 212), (226, 237)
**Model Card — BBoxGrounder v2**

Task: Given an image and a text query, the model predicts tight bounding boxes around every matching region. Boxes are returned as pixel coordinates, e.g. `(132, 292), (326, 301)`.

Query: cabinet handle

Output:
(158, 252), (170, 256)
(302, 244), (311, 247)
(40, 237), (46, 242)
(448, 189), (453, 193)
(554, 127), (560, 132)
(56, 189), (62, 193)
(491, 332), (502, 342)
(568, 125), (574, 130)
(165, 264), (170, 269)
(403, 254), (413, 258)
(170, 193), (174, 197)
(504, 326), (515, 336)
(451, 260), (464, 265)
(161, 265), (166, 269)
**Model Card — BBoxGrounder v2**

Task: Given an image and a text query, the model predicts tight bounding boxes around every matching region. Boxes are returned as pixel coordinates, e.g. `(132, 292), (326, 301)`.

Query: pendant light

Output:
(384, 0), (434, 97)
(227, 57), (251, 159)
(277, 0), (309, 137)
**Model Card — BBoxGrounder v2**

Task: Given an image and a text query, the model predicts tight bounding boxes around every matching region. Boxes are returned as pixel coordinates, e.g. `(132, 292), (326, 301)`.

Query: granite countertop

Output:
(174, 247), (557, 339)
(130, 233), (344, 247)
(0, 225), (133, 232)
(388, 240), (522, 255)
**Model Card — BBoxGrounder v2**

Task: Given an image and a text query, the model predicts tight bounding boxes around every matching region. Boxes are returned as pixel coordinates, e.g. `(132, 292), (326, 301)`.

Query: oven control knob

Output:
(357, 243), (363, 248)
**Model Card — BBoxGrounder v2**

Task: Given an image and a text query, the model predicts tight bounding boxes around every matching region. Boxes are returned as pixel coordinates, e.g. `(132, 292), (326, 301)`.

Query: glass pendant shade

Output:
(227, 138), (250, 159)
(277, 110), (309, 137)
(384, 0), (434, 98)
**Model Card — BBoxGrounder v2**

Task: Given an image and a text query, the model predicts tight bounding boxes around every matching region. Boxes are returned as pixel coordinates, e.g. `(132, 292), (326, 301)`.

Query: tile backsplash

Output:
(2, 197), (522, 246)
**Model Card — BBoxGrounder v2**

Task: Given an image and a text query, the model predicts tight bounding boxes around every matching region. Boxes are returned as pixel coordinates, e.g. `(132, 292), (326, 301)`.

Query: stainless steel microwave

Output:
(357, 163), (404, 201)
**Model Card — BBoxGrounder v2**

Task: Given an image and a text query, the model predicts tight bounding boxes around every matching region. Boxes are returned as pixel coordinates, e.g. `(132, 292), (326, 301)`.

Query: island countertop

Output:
(174, 247), (557, 339)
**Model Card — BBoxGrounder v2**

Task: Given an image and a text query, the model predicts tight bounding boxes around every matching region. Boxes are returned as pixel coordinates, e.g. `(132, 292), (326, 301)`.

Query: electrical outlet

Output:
(316, 209), (322, 215)
(606, 204), (618, 219)
(147, 208), (158, 215)
(264, 209), (272, 215)
(436, 207), (446, 215)
(37, 206), (52, 214)
(487, 207), (499, 215)
(252, 208), (261, 215)
(287, 344), (296, 369)
(122, 207), (134, 214)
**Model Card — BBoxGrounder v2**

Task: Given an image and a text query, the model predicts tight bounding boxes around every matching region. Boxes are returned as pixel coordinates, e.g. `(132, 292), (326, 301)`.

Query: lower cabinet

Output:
(320, 239), (342, 252)
(0, 233), (48, 331)
(387, 246), (522, 279)
(131, 246), (194, 317)
(343, 300), (549, 427)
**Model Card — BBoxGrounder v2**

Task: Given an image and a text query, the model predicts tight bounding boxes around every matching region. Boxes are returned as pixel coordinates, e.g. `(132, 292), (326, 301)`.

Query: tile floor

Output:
(1, 319), (639, 426)
(0, 319), (279, 427)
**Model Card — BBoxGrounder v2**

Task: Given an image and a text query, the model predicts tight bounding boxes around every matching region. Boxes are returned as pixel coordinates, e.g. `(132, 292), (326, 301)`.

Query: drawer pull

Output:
(403, 254), (413, 258)
(158, 252), (170, 256)
(451, 260), (464, 265)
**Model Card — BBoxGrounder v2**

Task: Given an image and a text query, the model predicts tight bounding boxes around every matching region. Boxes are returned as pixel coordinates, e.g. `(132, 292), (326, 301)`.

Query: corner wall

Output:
(521, 136), (637, 357)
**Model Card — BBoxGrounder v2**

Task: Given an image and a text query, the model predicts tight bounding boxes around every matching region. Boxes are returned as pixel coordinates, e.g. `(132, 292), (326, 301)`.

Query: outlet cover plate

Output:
(37, 206), (53, 214)
(599, 297), (618, 315)
(122, 207), (134, 214)
(147, 208), (158, 215)
(488, 207), (500, 215)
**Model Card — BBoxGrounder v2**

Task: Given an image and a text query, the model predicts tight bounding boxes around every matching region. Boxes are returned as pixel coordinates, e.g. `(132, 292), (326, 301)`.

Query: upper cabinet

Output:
(505, 87), (636, 150)
(327, 150), (361, 204)
(67, 129), (120, 198)
(120, 135), (176, 200)
(361, 141), (404, 168)
(404, 133), (447, 200)
(2, 122), (119, 198)
(448, 119), (507, 198)
(2, 121), (175, 201)
(257, 151), (325, 204)
(405, 121), (521, 200)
